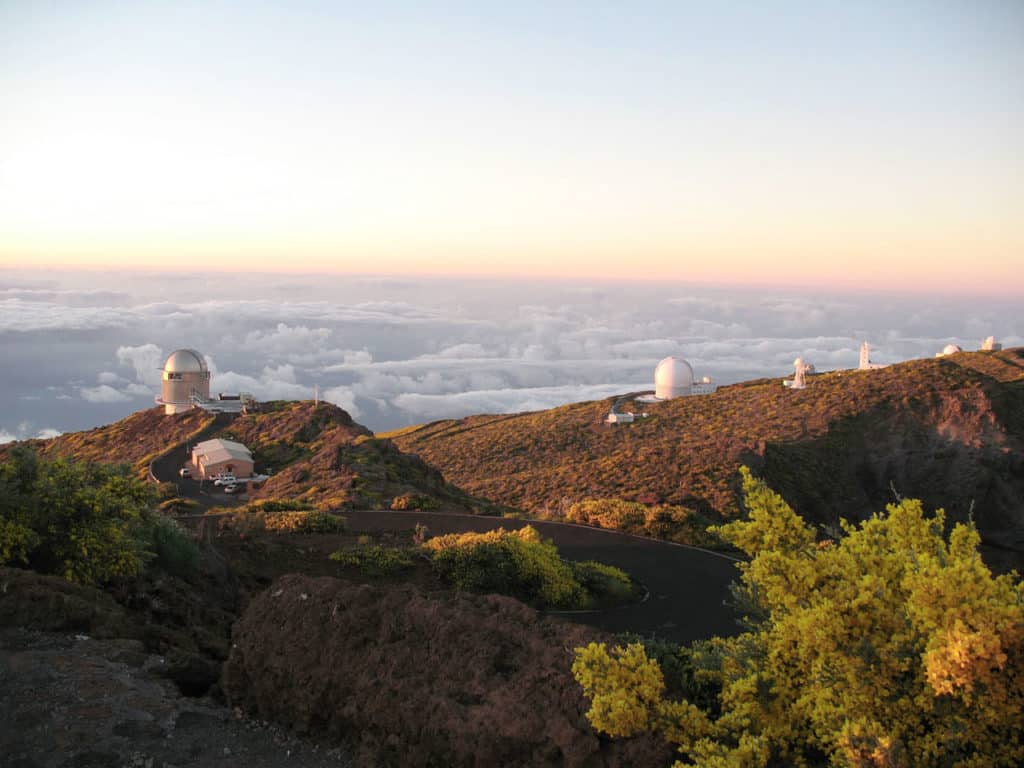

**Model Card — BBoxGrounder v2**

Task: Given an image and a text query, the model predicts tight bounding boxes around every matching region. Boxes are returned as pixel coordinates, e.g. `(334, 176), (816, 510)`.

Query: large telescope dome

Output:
(157, 348), (211, 414)
(654, 356), (694, 399)
(163, 348), (208, 374)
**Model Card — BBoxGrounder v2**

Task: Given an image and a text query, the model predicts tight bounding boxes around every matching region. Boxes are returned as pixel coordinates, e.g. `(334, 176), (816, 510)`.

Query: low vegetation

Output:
(387, 349), (1024, 568)
(214, 507), (347, 536)
(216, 401), (482, 513)
(0, 407), (215, 479)
(572, 468), (1024, 767)
(0, 447), (197, 585)
(327, 525), (635, 610)
(425, 526), (587, 608)
(329, 543), (416, 575)
(564, 498), (724, 549)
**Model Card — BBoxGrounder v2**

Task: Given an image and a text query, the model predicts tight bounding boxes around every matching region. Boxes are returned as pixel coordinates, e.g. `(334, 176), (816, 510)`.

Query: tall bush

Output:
(573, 467), (1024, 766)
(425, 525), (585, 608)
(0, 447), (194, 585)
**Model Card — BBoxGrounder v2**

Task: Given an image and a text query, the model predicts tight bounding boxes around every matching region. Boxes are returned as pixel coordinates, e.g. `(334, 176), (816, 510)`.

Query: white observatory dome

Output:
(941, 344), (963, 356)
(157, 348), (211, 414)
(654, 356), (694, 399)
(163, 349), (208, 374)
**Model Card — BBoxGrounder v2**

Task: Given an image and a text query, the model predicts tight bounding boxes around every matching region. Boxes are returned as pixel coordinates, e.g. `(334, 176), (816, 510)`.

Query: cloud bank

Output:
(1, 269), (1020, 437)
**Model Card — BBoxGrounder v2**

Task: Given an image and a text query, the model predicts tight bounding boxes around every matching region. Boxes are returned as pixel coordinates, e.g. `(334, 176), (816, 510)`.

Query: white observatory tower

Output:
(156, 349), (211, 415)
(654, 357), (694, 399)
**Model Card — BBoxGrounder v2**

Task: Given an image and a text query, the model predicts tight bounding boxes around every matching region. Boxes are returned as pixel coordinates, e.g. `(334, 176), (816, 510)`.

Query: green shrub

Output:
(0, 447), (165, 585)
(572, 560), (633, 604)
(566, 498), (723, 548)
(329, 543), (416, 575)
(158, 497), (199, 514)
(155, 481), (179, 501)
(0, 517), (37, 565)
(424, 525), (586, 608)
(250, 498), (313, 513)
(390, 493), (440, 511)
(297, 511), (347, 533)
(146, 515), (199, 576)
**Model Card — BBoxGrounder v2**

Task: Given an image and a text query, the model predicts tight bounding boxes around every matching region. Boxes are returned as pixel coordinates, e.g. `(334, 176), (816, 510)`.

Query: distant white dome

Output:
(655, 356), (694, 399)
(941, 344), (962, 356)
(164, 349), (208, 374)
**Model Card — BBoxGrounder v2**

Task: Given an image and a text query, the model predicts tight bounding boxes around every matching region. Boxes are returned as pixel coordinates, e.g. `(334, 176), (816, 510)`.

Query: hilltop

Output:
(2, 401), (481, 514)
(221, 400), (479, 512)
(7, 407), (216, 477)
(385, 348), (1024, 569)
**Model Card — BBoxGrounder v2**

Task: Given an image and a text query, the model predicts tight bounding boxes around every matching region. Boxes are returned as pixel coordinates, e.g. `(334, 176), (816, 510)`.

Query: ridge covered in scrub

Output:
(385, 349), (1024, 569)
(1, 400), (484, 514)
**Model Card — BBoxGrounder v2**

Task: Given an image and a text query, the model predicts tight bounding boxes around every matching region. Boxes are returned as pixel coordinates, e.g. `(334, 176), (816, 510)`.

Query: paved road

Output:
(344, 510), (742, 644)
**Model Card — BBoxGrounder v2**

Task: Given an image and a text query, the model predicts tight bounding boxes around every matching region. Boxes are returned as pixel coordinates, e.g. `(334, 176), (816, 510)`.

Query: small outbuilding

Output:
(191, 438), (254, 480)
(606, 412), (635, 425)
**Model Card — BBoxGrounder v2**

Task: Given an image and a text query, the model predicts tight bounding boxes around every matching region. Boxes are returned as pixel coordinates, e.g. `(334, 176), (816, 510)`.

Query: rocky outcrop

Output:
(223, 574), (673, 768)
(0, 628), (352, 768)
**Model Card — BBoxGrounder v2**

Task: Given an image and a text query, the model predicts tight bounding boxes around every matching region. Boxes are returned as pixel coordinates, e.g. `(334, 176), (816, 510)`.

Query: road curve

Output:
(344, 510), (742, 644)
(150, 413), (244, 512)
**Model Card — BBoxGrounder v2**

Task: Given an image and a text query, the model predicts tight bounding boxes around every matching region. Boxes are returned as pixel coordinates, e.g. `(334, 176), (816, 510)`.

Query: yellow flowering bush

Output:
(573, 467), (1024, 767)
(425, 525), (586, 608)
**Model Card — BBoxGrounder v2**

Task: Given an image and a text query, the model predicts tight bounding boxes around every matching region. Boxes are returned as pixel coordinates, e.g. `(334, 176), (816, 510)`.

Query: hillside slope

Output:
(386, 349), (1024, 567)
(222, 400), (479, 511)
(1, 407), (217, 477)
(3, 401), (481, 514)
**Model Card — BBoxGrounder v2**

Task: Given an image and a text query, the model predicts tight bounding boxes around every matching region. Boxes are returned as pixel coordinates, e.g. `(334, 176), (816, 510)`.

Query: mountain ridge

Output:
(385, 348), (1024, 570)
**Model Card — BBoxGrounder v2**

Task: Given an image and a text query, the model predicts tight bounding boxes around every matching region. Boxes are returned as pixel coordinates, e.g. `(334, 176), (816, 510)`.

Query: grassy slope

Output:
(221, 400), (480, 512)
(3, 401), (482, 514)
(0, 408), (216, 478)
(385, 349), (1024, 552)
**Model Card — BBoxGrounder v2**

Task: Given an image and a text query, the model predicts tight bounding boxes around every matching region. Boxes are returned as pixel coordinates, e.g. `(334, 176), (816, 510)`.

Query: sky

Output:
(2, 268), (1021, 442)
(1, 1), (1022, 291)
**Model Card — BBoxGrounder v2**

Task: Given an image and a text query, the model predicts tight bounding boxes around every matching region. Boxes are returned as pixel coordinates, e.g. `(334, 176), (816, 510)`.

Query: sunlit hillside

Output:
(386, 349), (1024, 567)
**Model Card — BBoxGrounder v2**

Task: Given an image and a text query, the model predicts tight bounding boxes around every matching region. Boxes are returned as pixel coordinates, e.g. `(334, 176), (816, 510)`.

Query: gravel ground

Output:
(0, 628), (352, 768)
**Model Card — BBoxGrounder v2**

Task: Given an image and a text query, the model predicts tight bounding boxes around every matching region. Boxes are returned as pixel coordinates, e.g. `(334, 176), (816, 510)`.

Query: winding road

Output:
(154, 420), (743, 644)
(344, 510), (741, 644)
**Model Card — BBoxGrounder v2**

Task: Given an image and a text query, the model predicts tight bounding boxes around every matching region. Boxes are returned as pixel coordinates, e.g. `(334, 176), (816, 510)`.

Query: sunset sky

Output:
(1, 2), (1021, 291)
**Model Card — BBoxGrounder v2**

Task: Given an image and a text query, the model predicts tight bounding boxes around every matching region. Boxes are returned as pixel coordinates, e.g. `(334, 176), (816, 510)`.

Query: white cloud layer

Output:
(1, 270), (1021, 435)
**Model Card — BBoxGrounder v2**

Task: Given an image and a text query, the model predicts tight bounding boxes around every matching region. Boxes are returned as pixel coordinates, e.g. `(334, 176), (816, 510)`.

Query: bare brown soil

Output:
(223, 573), (674, 768)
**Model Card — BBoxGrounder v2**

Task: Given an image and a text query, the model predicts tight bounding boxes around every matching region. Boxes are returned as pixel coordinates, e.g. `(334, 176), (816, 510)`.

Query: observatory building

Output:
(936, 344), (963, 358)
(651, 356), (717, 400)
(156, 349), (211, 415)
(981, 336), (1002, 352)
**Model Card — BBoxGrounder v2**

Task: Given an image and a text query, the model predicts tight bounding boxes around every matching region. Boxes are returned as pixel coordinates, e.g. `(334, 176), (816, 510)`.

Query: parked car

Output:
(213, 475), (237, 487)
(224, 483), (242, 494)
(179, 467), (192, 478)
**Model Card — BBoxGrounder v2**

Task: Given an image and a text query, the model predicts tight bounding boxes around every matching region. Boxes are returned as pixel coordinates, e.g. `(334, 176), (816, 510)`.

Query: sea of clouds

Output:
(1, 269), (1020, 443)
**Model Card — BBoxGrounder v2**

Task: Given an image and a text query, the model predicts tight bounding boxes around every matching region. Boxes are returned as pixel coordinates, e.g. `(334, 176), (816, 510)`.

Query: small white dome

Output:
(654, 356), (694, 399)
(164, 349), (208, 374)
(941, 344), (962, 356)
